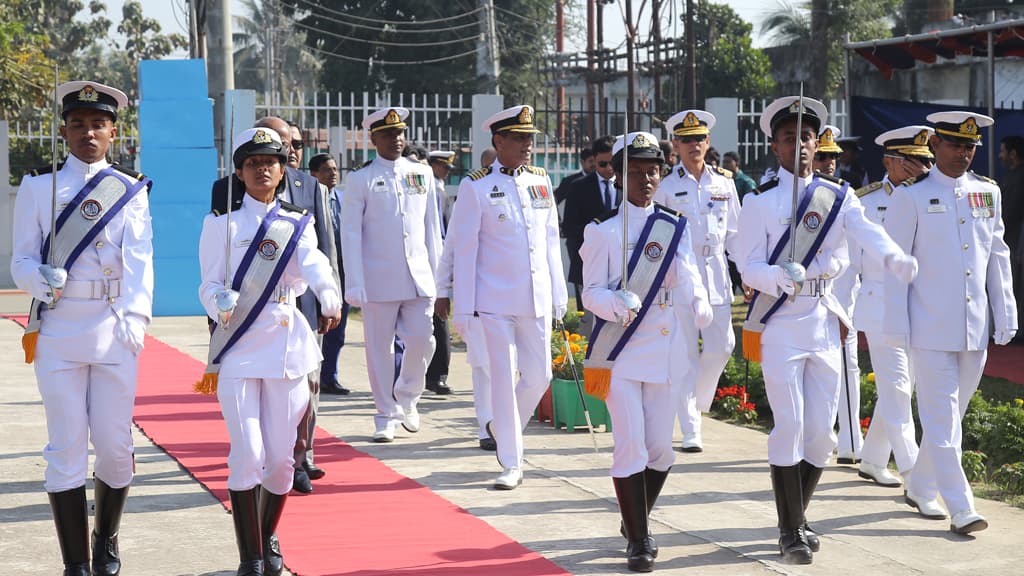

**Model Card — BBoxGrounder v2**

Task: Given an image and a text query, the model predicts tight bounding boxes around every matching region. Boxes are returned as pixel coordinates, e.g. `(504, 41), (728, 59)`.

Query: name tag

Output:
(927, 204), (947, 214)
(488, 190), (506, 205)
(779, 217), (792, 225)
(236, 238), (252, 248)
(973, 207), (994, 218)
(372, 178), (388, 193)
(674, 191), (689, 197)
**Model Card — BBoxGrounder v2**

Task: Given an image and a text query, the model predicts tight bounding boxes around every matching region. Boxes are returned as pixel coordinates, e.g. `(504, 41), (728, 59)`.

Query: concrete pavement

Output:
(2, 291), (1023, 575)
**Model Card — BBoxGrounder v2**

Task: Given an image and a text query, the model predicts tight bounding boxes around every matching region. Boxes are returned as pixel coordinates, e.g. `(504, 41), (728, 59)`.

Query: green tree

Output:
(116, 1), (187, 106)
(234, 0), (321, 96)
(693, 3), (775, 102)
(0, 1), (52, 119)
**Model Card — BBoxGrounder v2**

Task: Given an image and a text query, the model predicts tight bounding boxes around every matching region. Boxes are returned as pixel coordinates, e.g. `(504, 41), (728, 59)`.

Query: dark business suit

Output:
(210, 165), (340, 472)
(562, 172), (618, 286)
(555, 170), (586, 205)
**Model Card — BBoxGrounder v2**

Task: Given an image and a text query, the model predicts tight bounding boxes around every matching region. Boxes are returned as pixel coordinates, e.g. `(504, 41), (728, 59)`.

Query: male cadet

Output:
(735, 96), (917, 564)
(581, 131), (711, 572)
(341, 107), (442, 442)
(424, 150), (455, 395)
(884, 112), (1017, 534)
(446, 104), (568, 489)
(652, 109), (739, 453)
(815, 124), (864, 465)
(852, 126), (934, 491)
(12, 81), (153, 576)
(211, 116), (340, 493)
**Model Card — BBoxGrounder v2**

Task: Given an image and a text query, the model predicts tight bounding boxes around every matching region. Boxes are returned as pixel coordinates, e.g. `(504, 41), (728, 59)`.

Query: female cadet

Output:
(580, 132), (712, 572)
(197, 127), (342, 576)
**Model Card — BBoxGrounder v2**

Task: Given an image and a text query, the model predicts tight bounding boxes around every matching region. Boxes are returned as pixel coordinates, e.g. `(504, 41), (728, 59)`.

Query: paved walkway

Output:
(1, 292), (1022, 575)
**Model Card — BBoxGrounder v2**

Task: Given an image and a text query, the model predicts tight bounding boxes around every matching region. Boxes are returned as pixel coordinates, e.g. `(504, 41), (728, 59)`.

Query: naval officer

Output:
(12, 80), (153, 576)
(735, 96), (917, 564)
(198, 127), (341, 575)
(652, 109), (739, 453)
(852, 126), (934, 491)
(884, 112), (1017, 534)
(340, 107), (443, 442)
(581, 131), (711, 572)
(446, 104), (568, 489)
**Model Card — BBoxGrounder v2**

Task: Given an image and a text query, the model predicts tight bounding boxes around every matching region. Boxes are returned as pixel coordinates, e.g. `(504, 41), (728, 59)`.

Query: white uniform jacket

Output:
(580, 203), (706, 384)
(448, 162), (568, 318)
(198, 195), (338, 380)
(11, 155), (153, 364)
(340, 156), (442, 302)
(850, 178), (898, 333)
(735, 169), (902, 351)
(652, 164), (740, 304)
(883, 170), (1017, 351)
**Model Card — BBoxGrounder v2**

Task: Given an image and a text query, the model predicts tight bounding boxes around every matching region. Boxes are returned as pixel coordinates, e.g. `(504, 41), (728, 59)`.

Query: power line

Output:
(293, 19), (478, 48)
(292, 0), (480, 34)
(292, 1), (482, 26)
(303, 41), (479, 66)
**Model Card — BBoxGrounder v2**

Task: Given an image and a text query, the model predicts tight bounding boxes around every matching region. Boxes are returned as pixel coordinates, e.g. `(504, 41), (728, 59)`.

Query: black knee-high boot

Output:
(48, 486), (91, 576)
(259, 488), (288, 576)
(799, 460), (824, 552)
(229, 488), (263, 575)
(92, 479), (129, 575)
(612, 472), (655, 572)
(770, 465), (813, 565)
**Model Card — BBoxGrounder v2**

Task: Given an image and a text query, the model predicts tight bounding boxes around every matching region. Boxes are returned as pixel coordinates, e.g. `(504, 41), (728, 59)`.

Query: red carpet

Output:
(3, 315), (568, 576)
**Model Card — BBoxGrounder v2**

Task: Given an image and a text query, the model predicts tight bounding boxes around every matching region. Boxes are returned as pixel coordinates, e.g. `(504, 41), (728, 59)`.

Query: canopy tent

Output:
(845, 19), (1024, 175)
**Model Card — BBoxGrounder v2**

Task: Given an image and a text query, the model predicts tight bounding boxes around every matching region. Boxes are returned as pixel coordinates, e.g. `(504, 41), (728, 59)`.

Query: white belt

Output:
(797, 278), (831, 298)
(62, 279), (122, 300)
(700, 244), (725, 256)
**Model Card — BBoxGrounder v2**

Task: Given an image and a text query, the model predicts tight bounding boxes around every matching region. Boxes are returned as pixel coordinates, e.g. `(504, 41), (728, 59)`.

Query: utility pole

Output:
(597, 0), (606, 131)
(477, 0), (500, 94)
(586, 0), (596, 140)
(625, 0), (635, 129)
(206, 0), (234, 165)
(686, 0), (696, 108)
(556, 1), (566, 141)
(652, 0), (661, 117)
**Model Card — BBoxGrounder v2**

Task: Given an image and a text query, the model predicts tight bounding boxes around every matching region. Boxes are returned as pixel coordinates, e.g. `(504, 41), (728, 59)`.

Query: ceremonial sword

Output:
(215, 106), (240, 327)
(779, 83), (808, 302)
(39, 63), (67, 308)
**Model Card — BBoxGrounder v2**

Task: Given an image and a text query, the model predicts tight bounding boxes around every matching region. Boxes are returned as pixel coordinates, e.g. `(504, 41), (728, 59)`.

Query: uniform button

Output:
(661, 328), (670, 336)
(403, 232), (409, 238)
(966, 270), (972, 276)
(529, 246), (535, 252)
(108, 297), (115, 304)
(659, 303), (667, 310)
(103, 268), (112, 276)
(95, 241), (104, 248)
(966, 296), (972, 303)
(963, 244), (969, 250)
(281, 319), (289, 327)
(960, 218), (966, 224)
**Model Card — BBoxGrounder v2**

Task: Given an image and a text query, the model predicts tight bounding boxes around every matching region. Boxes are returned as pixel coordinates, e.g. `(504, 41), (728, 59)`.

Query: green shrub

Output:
(978, 400), (1024, 468)
(962, 450), (988, 483)
(993, 462), (1024, 494)
(962, 393), (992, 452)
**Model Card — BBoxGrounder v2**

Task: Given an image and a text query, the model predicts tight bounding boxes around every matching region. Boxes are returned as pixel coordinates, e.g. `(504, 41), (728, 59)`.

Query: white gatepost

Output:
(705, 97), (739, 159)
(471, 94), (504, 169)
(0, 120), (14, 287)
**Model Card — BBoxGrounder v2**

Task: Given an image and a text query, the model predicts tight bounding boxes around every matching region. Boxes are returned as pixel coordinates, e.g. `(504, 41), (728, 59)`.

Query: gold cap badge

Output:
(385, 109), (401, 126)
(517, 107), (533, 125)
(682, 112), (700, 128)
(252, 130), (273, 144)
(632, 133), (651, 149)
(959, 117), (978, 137)
(78, 85), (98, 103)
(913, 130), (930, 146)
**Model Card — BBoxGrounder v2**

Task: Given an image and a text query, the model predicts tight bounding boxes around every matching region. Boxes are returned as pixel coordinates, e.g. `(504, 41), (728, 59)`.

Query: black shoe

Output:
(426, 381), (453, 395)
(486, 421), (501, 467)
(292, 468), (313, 494)
(478, 438), (497, 451)
(302, 461), (326, 480)
(321, 380), (350, 395)
(836, 456), (861, 465)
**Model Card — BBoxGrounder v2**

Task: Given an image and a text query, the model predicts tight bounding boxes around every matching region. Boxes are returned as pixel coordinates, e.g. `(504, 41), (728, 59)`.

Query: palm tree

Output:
(760, 0), (811, 47)
(233, 0), (321, 100)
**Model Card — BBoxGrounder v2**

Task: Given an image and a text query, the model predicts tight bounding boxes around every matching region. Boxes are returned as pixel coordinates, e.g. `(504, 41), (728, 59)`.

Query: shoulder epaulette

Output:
(525, 165), (547, 176)
(592, 208), (619, 225)
(816, 172), (844, 185)
(29, 164), (60, 177)
(279, 200), (308, 215)
(468, 166), (492, 181)
(654, 202), (682, 218)
(856, 181), (883, 198)
(112, 164), (143, 180)
(969, 170), (997, 185)
(902, 171), (930, 186)
(355, 159), (372, 171)
(753, 178), (779, 195)
(714, 166), (733, 179)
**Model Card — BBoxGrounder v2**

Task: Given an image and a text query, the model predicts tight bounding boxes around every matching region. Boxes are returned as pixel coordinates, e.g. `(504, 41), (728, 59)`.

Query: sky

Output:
(103, 0), (779, 58)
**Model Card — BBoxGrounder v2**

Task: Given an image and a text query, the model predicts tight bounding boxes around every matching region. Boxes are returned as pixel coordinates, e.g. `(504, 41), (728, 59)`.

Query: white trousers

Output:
(906, 348), (985, 515)
(35, 356), (139, 492)
(761, 343), (842, 468)
(361, 298), (435, 428)
(861, 333), (918, 472)
(608, 377), (678, 477)
(677, 302), (735, 437)
(465, 317), (493, 440)
(478, 313), (550, 469)
(835, 329), (863, 458)
(218, 376), (309, 495)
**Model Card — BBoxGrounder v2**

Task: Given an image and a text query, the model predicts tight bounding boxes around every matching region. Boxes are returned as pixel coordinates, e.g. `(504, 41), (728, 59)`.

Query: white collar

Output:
(64, 154), (110, 177)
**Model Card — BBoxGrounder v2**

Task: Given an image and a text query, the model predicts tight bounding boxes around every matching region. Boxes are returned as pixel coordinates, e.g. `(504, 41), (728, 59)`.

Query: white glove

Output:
(26, 269), (54, 304)
(693, 298), (714, 330)
(878, 332), (909, 349)
(115, 313), (147, 355)
(885, 253), (918, 284)
(773, 265), (797, 296)
(344, 287), (367, 307)
(609, 294), (640, 326)
(319, 289), (342, 318)
(452, 314), (472, 339)
(994, 329), (1016, 346)
(554, 304), (568, 321)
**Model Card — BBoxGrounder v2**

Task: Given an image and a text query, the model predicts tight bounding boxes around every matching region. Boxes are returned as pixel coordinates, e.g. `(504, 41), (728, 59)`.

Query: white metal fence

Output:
(7, 120), (140, 179)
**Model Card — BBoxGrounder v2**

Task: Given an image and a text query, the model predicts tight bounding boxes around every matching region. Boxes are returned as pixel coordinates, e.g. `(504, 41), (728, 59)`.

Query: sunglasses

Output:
(677, 134), (707, 144)
(291, 140), (304, 149)
(814, 152), (840, 161)
(597, 160), (612, 167)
